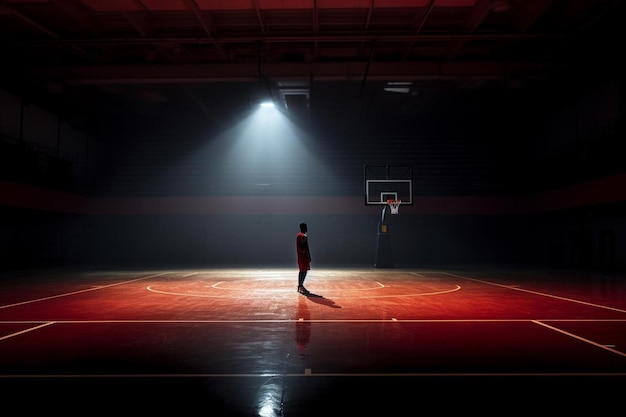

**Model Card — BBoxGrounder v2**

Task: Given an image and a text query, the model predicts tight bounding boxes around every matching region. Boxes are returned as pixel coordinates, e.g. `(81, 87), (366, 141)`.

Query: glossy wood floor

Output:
(1, 266), (625, 415)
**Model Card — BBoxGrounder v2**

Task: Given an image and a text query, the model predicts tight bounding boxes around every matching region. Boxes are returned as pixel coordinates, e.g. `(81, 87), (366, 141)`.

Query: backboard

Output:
(364, 165), (413, 205)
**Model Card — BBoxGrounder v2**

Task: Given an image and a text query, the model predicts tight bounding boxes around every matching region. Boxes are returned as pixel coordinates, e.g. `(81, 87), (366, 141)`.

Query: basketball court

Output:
(1, 265), (625, 415)
(1, 169), (625, 414)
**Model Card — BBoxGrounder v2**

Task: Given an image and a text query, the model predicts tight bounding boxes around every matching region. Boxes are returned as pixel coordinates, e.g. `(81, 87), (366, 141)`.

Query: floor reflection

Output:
(255, 376), (285, 417)
(295, 296), (311, 355)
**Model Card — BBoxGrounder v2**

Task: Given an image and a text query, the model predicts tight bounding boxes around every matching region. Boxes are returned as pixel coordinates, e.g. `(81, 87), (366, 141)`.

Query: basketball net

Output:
(387, 199), (401, 215)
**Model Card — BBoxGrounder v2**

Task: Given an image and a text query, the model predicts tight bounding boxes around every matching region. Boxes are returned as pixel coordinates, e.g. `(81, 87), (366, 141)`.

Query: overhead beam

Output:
(2, 32), (579, 48)
(23, 61), (562, 84)
(1, 3), (94, 60)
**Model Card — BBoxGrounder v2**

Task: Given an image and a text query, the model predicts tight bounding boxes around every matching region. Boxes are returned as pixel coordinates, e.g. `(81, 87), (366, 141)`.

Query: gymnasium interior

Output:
(1, 1), (624, 415)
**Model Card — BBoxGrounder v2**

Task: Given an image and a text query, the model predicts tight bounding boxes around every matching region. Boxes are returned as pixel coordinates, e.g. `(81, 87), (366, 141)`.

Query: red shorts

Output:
(298, 257), (310, 271)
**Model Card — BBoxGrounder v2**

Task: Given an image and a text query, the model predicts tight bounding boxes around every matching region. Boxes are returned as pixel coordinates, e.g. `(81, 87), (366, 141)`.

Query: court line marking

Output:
(2, 318), (626, 324)
(441, 271), (626, 314)
(0, 273), (168, 310)
(146, 281), (461, 299)
(1, 319), (624, 357)
(533, 320), (626, 358)
(0, 372), (625, 378)
(210, 279), (385, 290)
(0, 322), (55, 341)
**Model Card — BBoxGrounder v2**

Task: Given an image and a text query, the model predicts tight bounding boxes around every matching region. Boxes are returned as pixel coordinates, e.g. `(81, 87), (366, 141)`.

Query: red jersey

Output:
(296, 231), (311, 271)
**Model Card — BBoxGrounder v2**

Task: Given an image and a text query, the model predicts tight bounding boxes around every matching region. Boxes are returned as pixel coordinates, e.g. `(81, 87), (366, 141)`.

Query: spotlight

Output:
(260, 101), (275, 108)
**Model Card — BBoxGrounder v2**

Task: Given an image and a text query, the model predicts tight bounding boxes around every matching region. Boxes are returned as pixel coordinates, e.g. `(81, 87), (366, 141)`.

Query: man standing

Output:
(296, 223), (311, 294)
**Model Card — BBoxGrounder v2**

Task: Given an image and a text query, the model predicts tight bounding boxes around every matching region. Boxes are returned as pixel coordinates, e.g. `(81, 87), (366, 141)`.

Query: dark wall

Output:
(76, 213), (378, 268)
(1, 80), (624, 272)
(5, 205), (621, 271)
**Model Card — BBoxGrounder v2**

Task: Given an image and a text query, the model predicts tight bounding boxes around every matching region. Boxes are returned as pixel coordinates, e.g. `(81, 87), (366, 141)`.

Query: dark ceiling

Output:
(0, 0), (622, 137)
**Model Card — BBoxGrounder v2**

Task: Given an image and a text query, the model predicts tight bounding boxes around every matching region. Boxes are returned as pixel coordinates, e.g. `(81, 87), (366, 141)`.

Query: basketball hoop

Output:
(387, 199), (401, 215)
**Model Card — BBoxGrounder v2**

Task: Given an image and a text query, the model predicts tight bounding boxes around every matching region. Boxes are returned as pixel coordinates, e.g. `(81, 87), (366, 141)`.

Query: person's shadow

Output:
(303, 292), (341, 308)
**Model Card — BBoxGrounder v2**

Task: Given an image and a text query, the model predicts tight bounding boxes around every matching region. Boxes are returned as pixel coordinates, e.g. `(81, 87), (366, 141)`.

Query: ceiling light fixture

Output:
(384, 82), (413, 94)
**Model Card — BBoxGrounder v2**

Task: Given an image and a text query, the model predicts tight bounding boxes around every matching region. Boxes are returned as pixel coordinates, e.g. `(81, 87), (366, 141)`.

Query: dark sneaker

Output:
(298, 286), (310, 294)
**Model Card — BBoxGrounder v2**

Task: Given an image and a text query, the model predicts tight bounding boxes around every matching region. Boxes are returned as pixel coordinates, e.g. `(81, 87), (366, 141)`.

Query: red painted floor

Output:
(1, 266), (625, 414)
